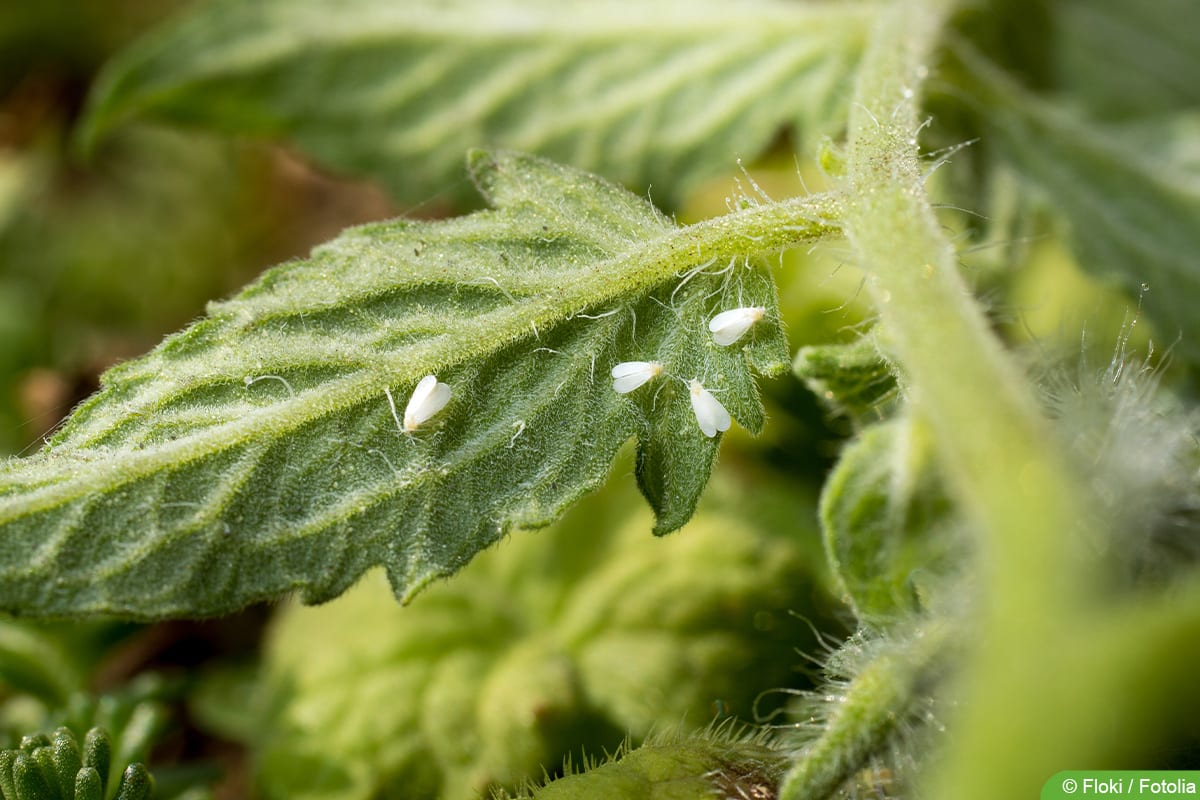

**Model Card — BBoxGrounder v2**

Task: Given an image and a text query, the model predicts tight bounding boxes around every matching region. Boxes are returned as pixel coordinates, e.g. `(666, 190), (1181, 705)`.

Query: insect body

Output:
(403, 374), (452, 431)
(688, 379), (731, 437)
(611, 361), (664, 394)
(708, 306), (766, 346)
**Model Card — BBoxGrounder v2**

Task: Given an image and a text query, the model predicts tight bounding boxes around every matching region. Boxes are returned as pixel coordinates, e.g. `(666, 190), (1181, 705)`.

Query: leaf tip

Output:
(467, 148), (503, 203)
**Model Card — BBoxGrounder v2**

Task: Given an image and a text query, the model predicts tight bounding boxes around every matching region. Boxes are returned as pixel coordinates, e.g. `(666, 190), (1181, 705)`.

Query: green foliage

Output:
(792, 336), (897, 422)
(1039, 0), (1200, 118)
(779, 621), (954, 800)
(0, 149), (838, 619)
(0, 727), (152, 800)
(0, 664), (187, 800)
(4, 0), (1200, 799)
(80, 0), (875, 208)
(0, 1), (267, 457)
(196, 472), (822, 799)
(819, 416), (957, 624)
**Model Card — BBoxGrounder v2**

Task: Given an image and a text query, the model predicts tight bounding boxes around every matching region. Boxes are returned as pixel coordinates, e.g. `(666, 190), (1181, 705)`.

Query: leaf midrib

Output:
(0, 195), (840, 522)
(196, 3), (878, 55)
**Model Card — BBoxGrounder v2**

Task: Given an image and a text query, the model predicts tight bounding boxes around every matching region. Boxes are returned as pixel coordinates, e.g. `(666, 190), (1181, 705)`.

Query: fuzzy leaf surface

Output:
(81, 0), (875, 207)
(0, 150), (824, 619)
(517, 735), (787, 800)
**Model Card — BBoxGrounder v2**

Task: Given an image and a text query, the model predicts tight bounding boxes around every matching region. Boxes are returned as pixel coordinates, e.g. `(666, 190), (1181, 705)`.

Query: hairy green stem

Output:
(842, 0), (1091, 615)
(780, 622), (951, 800)
(782, 0), (1101, 797)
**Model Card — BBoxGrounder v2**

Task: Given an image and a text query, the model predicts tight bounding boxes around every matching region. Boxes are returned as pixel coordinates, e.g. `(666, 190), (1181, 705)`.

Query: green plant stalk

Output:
(832, 2), (1104, 798)
(780, 622), (951, 800)
(843, 0), (1092, 617)
(925, 573), (1200, 798)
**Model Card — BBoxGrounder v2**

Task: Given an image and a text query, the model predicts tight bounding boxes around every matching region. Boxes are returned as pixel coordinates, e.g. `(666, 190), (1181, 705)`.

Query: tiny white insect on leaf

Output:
(403, 374), (451, 431)
(708, 306), (766, 346)
(611, 361), (664, 394)
(688, 379), (731, 438)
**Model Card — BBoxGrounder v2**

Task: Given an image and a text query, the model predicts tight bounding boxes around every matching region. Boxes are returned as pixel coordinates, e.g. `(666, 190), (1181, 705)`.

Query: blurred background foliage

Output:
(0, 0), (400, 458)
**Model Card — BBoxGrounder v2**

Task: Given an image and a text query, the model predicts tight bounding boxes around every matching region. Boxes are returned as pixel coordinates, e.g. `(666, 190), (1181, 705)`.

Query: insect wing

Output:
(611, 361), (662, 394)
(708, 307), (765, 346)
(688, 380), (731, 438)
(404, 375), (451, 430)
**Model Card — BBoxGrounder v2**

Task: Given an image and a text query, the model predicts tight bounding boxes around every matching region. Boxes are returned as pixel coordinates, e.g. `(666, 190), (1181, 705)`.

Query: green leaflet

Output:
(792, 335), (896, 423)
(959, 49), (1200, 366)
(80, 0), (876, 207)
(819, 416), (957, 625)
(0, 150), (836, 618)
(0, 674), (171, 796)
(236, 474), (819, 800)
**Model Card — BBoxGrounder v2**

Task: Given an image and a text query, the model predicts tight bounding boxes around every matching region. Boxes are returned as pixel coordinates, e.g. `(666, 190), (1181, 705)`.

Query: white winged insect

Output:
(708, 306), (766, 346)
(403, 374), (452, 431)
(611, 361), (664, 394)
(688, 379), (731, 438)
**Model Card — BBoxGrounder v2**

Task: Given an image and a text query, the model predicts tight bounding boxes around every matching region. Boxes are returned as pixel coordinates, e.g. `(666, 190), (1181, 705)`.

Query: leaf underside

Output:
(0, 150), (793, 619)
(80, 0), (874, 207)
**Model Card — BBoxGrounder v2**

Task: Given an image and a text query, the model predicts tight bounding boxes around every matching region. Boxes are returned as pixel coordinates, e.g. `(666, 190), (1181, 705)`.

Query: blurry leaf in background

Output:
(0, 1), (188, 455)
(961, 53), (1200, 370)
(0, 0), (250, 456)
(80, 0), (875, 209)
(193, 465), (830, 800)
(1046, 0), (1200, 120)
(0, 127), (401, 456)
(0, 0), (404, 457)
(935, 0), (1200, 370)
(0, 623), (86, 714)
(950, 0), (1200, 119)
(0, 125), (263, 455)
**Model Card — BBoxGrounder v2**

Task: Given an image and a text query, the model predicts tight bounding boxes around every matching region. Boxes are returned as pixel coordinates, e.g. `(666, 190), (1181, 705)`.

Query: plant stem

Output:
(843, 0), (1091, 613)
(779, 622), (952, 800)
(783, 0), (1101, 797)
